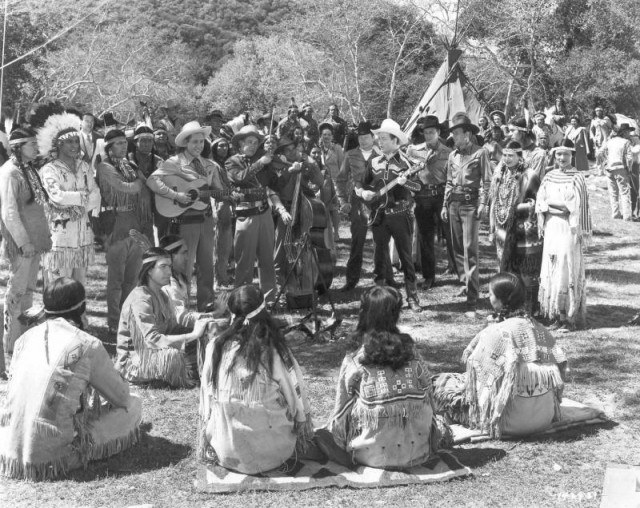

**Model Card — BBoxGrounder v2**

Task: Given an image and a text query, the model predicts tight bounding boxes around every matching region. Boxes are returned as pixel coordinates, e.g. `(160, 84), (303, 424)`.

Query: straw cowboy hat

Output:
(230, 125), (264, 149)
(174, 121), (212, 148)
(373, 118), (409, 146)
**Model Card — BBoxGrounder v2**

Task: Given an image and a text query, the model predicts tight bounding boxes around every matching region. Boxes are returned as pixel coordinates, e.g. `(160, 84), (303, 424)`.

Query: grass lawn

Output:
(0, 169), (638, 508)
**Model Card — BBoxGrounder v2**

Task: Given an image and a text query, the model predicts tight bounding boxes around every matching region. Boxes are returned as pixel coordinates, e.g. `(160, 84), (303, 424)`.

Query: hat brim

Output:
(175, 126), (212, 147)
(318, 122), (334, 133)
(372, 127), (409, 146)
(449, 122), (480, 135)
(231, 130), (264, 147)
(490, 110), (506, 122)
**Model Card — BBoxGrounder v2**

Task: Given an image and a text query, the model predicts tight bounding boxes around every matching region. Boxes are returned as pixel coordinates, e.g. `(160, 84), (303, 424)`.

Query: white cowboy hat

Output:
(373, 118), (409, 146)
(174, 121), (212, 147)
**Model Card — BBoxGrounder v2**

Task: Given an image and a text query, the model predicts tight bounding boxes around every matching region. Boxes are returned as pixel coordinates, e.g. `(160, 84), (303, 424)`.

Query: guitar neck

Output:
(377, 163), (424, 197)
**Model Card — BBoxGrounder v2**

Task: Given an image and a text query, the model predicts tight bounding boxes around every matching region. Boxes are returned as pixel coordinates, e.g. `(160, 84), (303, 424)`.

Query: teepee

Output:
(403, 46), (485, 135)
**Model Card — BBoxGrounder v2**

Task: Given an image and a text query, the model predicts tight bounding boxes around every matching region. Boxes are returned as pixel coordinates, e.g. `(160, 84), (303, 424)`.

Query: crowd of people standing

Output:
(0, 93), (634, 481)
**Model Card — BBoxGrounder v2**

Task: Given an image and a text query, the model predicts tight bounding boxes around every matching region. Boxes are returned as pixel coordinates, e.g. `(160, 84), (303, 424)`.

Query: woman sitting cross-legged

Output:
(199, 284), (314, 474)
(317, 286), (450, 469)
(0, 277), (141, 480)
(433, 272), (567, 438)
(115, 247), (213, 388)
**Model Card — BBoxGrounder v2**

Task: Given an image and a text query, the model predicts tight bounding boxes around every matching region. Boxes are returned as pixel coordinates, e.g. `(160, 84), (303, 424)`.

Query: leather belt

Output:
(384, 200), (412, 215)
(235, 203), (269, 218)
(450, 192), (478, 203)
(237, 200), (268, 210)
(104, 205), (135, 213)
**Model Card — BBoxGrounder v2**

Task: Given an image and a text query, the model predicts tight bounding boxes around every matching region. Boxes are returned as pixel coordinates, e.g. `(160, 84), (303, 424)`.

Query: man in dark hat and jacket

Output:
(271, 136), (323, 286)
(335, 121), (389, 292)
(441, 112), (492, 310)
(407, 115), (455, 290)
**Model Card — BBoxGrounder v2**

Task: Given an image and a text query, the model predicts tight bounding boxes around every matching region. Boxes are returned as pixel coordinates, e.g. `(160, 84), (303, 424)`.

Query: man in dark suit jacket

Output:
(335, 121), (393, 292)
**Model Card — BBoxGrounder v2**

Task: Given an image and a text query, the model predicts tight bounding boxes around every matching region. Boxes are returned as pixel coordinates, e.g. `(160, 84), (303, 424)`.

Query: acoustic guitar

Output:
(363, 161), (426, 226)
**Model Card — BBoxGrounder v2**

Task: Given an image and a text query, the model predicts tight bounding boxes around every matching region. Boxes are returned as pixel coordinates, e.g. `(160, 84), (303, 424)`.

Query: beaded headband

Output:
(142, 254), (170, 265)
(502, 148), (522, 156)
(9, 136), (36, 146)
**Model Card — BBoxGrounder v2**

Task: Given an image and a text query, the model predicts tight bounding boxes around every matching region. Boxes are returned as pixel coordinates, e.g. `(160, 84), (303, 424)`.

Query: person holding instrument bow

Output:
(354, 119), (423, 313)
(226, 125), (283, 305)
(271, 137), (324, 287)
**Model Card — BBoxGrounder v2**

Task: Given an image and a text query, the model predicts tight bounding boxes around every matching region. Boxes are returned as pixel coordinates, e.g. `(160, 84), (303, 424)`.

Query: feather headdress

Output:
(37, 112), (81, 157)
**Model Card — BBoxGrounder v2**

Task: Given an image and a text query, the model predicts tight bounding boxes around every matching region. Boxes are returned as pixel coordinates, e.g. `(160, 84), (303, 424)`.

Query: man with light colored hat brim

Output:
(441, 112), (492, 310)
(226, 124), (283, 304)
(354, 118), (423, 312)
(147, 120), (227, 310)
(603, 123), (634, 221)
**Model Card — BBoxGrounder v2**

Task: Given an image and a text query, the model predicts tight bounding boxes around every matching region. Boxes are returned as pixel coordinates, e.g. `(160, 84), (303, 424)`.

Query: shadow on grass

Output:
(543, 420), (619, 443)
(452, 447), (506, 468)
(569, 340), (637, 383)
(63, 423), (192, 482)
(586, 268), (640, 285)
(587, 240), (637, 254)
(585, 304), (638, 329)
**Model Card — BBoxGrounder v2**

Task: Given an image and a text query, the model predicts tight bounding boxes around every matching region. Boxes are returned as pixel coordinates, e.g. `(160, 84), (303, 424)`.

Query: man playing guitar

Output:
(147, 121), (226, 311)
(355, 119), (423, 313)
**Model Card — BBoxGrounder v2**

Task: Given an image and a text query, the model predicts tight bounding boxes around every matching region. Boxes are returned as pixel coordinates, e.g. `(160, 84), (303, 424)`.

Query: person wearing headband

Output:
(488, 140), (543, 314)
(96, 129), (153, 334)
(37, 112), (102, 287)
(0, 277), (142, 480)
(433, 272), (567, 439)
(508, 117), (548, 180)
(536, 139), (592, 330)
(0, 128), (52, 376)
(199, 284), (314, 474)
(115, 248), (214, 387)
(318, 286), (451, 468)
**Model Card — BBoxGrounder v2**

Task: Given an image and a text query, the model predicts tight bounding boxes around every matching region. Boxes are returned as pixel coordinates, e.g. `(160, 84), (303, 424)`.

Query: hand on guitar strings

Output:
(175, 192), (193, 205)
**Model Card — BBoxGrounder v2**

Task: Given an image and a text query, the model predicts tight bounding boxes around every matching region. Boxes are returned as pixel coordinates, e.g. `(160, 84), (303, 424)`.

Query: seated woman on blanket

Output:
(433, 272), (567, 438)
(115, 247), (213, 388)
(318, 286), (450, 469)
(199, 284), (314, 474)
(0, 277), (142, 480)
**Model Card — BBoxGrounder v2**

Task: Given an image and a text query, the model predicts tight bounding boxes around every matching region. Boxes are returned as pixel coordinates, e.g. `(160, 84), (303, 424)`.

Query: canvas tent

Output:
(403, 47), (485, 136)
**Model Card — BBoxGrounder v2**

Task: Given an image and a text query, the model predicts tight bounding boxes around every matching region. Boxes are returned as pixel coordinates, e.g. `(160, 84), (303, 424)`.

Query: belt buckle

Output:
(465, 193), (471, 201)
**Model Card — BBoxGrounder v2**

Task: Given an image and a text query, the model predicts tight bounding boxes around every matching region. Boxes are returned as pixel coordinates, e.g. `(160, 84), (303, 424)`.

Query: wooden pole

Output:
(0, 0), (8, 119)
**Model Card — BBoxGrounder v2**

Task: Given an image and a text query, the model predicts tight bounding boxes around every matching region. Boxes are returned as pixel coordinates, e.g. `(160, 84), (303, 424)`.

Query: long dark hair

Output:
(489, 272), (526, 321)
(137, 247), (171, 286)
(44, 277), (87, 330)
(209, 285), (291, 390)
(10, 127), (43, 204)
(159, 234), (187, 284)
(355, 286), (403, 336)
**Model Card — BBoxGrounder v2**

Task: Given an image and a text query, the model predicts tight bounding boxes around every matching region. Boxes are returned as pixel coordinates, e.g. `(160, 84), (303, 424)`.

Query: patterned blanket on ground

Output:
(451, 398), (607, 444)
(195, 451), (471, 493)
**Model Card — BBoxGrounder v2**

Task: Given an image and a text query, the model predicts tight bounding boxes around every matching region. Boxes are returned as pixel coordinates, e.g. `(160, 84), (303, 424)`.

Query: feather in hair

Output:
(37, 113), (82, 156)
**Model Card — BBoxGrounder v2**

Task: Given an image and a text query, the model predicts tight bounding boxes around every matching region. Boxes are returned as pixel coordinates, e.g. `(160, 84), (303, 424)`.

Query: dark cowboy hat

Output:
(274, 136), (296, 154)
(413, 115), (447, 140)
(206, 109), (225, 121)
(449, 112), (479, 135)
(617, 122), (635, 134)
(356, 121), (374, 136)
(318, 122), (334, 134)
(102, 111), (124, 128)
(508, 116), (529, 131)
(489, 110), (506, 123)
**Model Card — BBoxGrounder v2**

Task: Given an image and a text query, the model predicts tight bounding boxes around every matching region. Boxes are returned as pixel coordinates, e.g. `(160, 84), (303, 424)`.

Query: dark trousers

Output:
(415, 195), (455, 280)
(372, 211), (418, 301)
(345, 200), (369, 285)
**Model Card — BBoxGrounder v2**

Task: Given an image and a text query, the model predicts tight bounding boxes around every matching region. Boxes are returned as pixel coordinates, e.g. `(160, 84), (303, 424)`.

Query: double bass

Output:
(283, 157), (334, 309)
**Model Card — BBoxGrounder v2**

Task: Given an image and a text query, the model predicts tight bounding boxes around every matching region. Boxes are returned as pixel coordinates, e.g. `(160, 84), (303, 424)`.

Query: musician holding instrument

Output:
(406, 115), (455, 290)
(225, 125), (281, 305)
(355, 119), (423, 313)
(97, 129), (153, 333)
(147, 121), (225, 311)
(440, 113), (492, 311)
(336, 121), (385, 292)
(271, 137), (324, 287)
